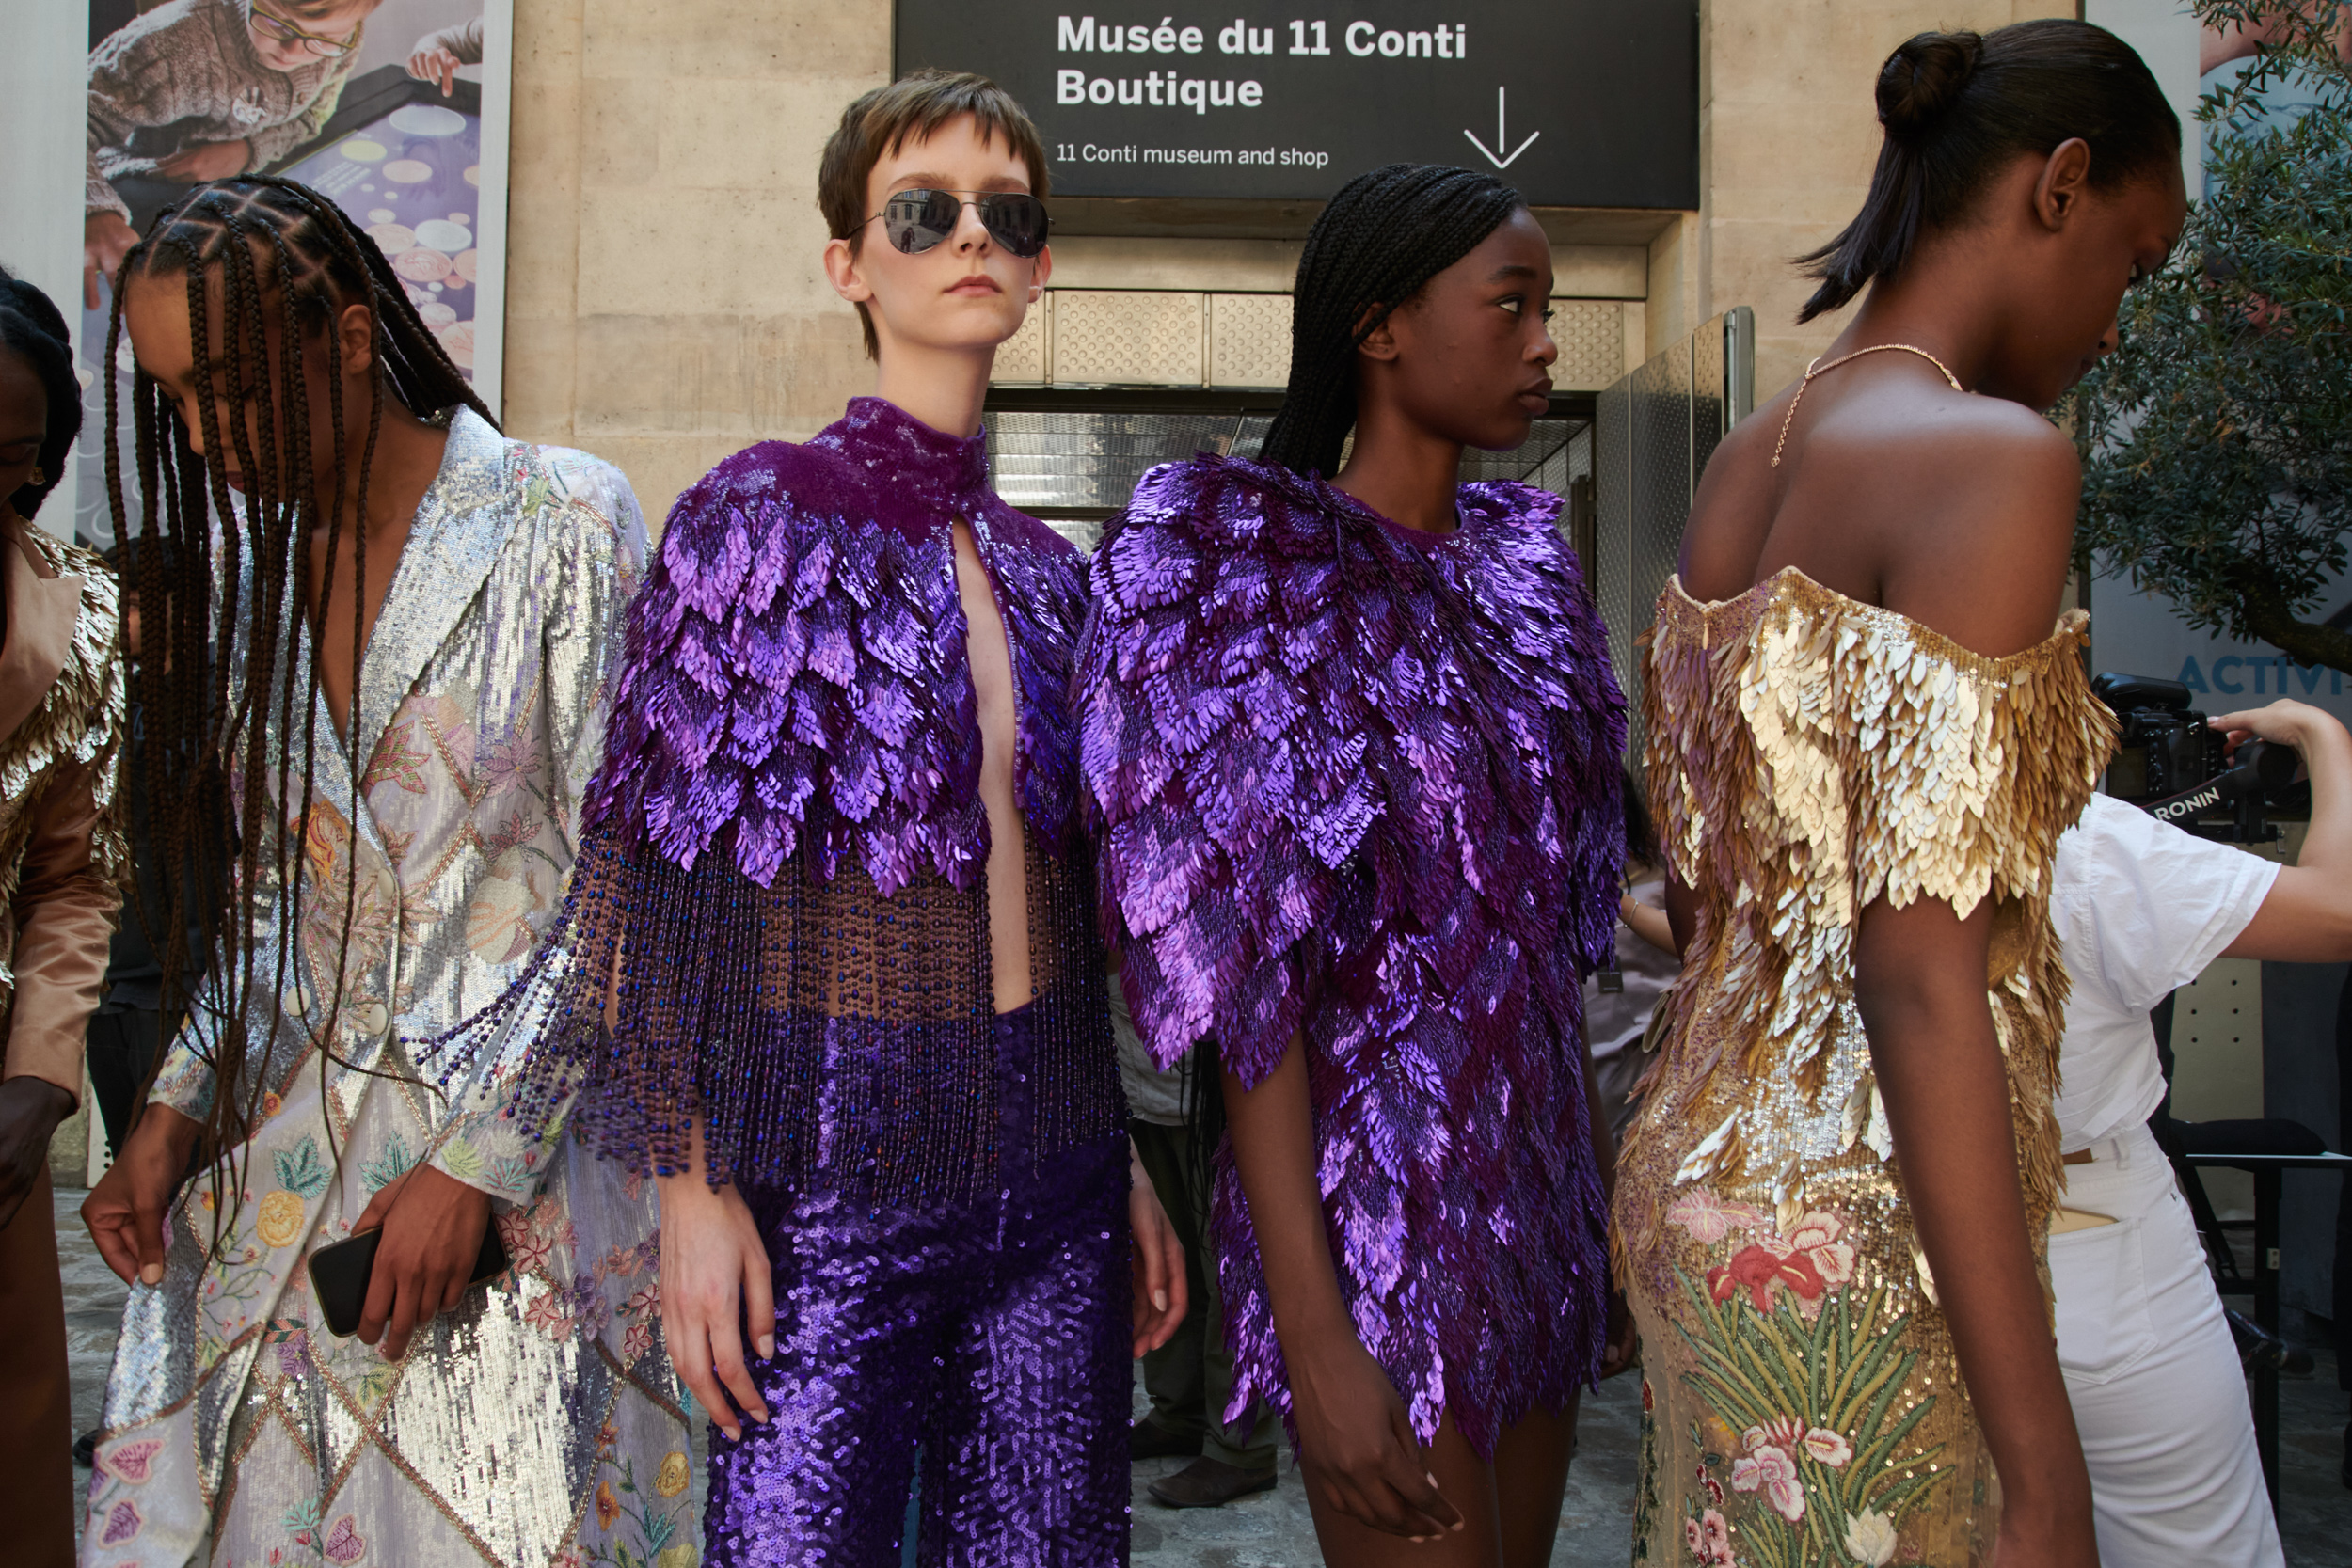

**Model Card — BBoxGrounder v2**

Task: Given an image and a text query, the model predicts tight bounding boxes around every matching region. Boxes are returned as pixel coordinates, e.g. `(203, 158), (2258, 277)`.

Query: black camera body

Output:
(2092, 672), (2299, 842)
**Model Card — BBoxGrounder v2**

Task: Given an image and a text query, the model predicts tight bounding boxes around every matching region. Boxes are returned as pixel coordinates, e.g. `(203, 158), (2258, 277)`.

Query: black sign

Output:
(895, 2), (1697, 209)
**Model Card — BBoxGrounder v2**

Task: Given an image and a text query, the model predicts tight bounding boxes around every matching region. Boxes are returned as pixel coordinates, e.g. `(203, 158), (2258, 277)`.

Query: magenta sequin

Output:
(1078, 455), (1626, 1457)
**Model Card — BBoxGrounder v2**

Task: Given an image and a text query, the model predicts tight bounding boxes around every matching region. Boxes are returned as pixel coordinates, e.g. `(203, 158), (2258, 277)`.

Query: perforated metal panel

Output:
(1593, 309), (1756, 760)
(1549, 299), (1630, 393)
(1050, 291), (1203, 386)
(986, 409), (1588, 550)
(994, 293), (1050, 385)
(1206, 293), (1291, 388)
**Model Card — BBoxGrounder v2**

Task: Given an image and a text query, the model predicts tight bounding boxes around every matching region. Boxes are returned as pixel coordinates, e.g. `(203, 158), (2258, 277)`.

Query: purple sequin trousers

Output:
(438, 400), (1128, 1560)
(1078, 455), (1627, 1458)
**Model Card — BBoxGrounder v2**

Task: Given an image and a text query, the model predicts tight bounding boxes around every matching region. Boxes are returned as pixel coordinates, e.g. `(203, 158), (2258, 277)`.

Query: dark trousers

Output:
(0, 1166), (73, 1565)
(1130, 1120), (1278, 1471)
(86, 1007), (163, 1162)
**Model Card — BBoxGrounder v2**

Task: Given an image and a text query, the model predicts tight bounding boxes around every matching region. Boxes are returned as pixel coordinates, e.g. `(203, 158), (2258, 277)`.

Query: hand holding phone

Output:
(309, 1164), (502, 1354)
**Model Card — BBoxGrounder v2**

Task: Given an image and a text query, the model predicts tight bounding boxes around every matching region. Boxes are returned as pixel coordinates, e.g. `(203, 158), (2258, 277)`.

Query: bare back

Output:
(1678, 355), (2082, 661)
(952, 520), (1034, 1013)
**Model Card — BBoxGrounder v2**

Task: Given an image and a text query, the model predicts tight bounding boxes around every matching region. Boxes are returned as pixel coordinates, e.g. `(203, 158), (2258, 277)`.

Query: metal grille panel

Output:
(1207, 293), (1291, 388)
(1549, 299), (1629, 393)
(1050, 291), (1203, 387)
(987, 410), (1588, 550)
(994, 293), (1049, 385)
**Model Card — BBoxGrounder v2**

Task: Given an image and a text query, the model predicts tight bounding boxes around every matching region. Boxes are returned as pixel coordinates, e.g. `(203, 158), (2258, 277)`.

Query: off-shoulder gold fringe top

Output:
(1620, 568), (2113, 1278)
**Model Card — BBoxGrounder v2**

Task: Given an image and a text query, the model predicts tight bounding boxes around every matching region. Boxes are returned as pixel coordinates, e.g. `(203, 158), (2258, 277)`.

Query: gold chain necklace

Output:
(1771, 343), (1966, 468)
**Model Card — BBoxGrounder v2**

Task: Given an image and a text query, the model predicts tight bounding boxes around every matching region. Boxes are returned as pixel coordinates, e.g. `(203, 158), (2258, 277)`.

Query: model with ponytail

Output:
(1616, 20), (2184, 1567)
(75, 175), (687, 1568)
(1080, 163), (1629, 1564)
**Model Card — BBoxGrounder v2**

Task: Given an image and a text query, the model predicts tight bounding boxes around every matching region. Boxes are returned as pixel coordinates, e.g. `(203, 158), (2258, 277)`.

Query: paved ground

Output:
(51, 1183), (2352, 1563)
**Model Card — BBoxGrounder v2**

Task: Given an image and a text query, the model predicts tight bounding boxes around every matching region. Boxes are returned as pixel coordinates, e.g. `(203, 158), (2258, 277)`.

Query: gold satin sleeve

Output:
(4, 759), (122, 1101)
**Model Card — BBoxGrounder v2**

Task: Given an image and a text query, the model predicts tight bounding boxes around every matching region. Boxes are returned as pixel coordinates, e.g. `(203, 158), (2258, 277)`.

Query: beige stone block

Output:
(1550, 246), (1648, 299)
(590, 433), (777, 531)
(1046, 237), (1300, 293)
(581, 75), (663, 189)
(513, 0), (586, 84)
(498, 315), (580, 444)
(569, 311), (868, 439)
(504, 70), (585, 320)
(655, 75), (878, 193)
(580, 0), (889, 84)
(576, 187), (837, 316)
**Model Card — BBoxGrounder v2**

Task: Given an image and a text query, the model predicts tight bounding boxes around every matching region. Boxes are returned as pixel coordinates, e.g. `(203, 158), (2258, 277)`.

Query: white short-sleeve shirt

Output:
(2049, 793), (2280, 1149)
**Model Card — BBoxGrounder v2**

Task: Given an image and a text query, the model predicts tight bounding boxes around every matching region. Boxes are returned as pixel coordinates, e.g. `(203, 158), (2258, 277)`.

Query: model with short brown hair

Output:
(427, 69), (1184, 1564)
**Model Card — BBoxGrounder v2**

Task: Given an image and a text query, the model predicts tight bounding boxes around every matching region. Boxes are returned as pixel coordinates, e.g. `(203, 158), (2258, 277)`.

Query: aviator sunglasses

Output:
(866, 189), (1051, 259)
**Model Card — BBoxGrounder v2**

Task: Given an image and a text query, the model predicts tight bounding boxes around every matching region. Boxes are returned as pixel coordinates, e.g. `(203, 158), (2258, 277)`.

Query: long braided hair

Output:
(1257, 163), (1528, 478)
(103, 176), (492, 1244)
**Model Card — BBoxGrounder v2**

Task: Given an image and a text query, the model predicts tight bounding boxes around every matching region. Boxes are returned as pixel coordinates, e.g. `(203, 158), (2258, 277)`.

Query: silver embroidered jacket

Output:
(87, 411), (693, 1568)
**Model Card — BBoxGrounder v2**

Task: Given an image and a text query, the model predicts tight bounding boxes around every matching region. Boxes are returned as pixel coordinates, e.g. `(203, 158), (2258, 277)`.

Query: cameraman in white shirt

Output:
(2050, 697), (2352, 1568)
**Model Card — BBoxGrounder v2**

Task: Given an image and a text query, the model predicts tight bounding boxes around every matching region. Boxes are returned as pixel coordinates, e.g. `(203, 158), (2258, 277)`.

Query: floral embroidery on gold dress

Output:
(1615, 569), (2113, 1568)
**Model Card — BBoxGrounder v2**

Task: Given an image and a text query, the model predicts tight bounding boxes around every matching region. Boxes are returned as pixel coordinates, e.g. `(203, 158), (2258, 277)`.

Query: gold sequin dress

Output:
(1615, 569), (2112, 1568)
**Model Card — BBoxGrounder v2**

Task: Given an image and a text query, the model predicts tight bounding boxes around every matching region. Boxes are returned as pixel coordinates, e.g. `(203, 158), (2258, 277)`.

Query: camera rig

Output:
(2091, 673), (2302, 844)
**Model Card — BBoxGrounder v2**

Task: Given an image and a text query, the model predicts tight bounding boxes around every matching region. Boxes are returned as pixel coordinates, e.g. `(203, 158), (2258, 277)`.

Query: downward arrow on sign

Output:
(1463, 87), (1541, 170)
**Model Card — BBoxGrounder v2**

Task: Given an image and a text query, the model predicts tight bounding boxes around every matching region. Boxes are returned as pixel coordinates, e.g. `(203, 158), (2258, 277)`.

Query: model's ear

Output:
(1029, 243), (1053, 295)
(334, 302), (374, 378)
(823, 235), (871, 305)
(2033, 137), (2094, 232)
(1355, 303), (1400, 364)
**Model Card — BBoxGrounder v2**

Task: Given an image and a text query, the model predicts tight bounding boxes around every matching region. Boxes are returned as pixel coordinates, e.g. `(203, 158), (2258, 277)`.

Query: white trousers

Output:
(2051, 1121), (2284, 1568)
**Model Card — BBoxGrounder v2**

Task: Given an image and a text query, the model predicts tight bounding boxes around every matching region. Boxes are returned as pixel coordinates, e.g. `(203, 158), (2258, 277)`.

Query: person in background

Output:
(2047, 697), (2352, 1566)
(405, 14), (484, 97)
(1584, 768), (1677, 1141)
(0, 267), (127, 1566)
(83, 0), (384, 307)
(1118, 957), (1280, 1509)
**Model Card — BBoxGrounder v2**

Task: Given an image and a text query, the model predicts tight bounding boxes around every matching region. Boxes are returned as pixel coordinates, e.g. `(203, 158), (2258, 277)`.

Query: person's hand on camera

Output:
(2211, 699), (2341, 778)
(83, 1101), (200, 1285)
(349, 1162), (490, 1360)
(0, 1077), (74, 1231)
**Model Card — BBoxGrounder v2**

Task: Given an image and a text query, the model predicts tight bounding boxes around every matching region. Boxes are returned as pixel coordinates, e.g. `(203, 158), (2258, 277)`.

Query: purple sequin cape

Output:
(436, 398), (1121, 1204)
(1078, 454), (1627, 1455)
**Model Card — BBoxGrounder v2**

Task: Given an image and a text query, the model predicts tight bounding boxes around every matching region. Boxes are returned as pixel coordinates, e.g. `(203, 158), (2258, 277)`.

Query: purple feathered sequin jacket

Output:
(1078, 454), (1627, 1455)
(436, 398), (1121, 1205)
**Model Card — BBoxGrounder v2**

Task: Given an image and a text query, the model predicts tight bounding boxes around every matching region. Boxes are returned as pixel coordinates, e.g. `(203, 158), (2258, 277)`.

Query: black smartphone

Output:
(307, 1221), (512, 1338)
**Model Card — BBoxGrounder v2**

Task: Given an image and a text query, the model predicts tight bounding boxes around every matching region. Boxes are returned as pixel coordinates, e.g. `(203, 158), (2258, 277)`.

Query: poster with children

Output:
(74, 0), (513, 547)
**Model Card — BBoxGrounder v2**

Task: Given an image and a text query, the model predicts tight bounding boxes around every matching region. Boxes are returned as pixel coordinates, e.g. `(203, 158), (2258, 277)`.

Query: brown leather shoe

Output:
(1129, 1418), (1202, 1461)
(1147, 1455), (1279, 1508)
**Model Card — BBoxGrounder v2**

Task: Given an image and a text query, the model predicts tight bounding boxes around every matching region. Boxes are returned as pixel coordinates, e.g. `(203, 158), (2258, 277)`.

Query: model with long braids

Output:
(1616, 23), (2181, 1566)
(1078, 163), (1629, 1564)
(76, 176), (688, 1568)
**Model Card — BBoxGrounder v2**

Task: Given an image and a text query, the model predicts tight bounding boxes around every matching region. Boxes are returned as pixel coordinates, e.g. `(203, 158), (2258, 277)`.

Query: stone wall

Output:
(497, 0), (2083, 517)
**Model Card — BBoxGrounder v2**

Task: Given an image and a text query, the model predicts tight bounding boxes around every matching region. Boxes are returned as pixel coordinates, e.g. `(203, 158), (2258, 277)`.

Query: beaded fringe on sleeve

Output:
(422, 451), (1120, 1205)
(1626, 572), (2113, 1260)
